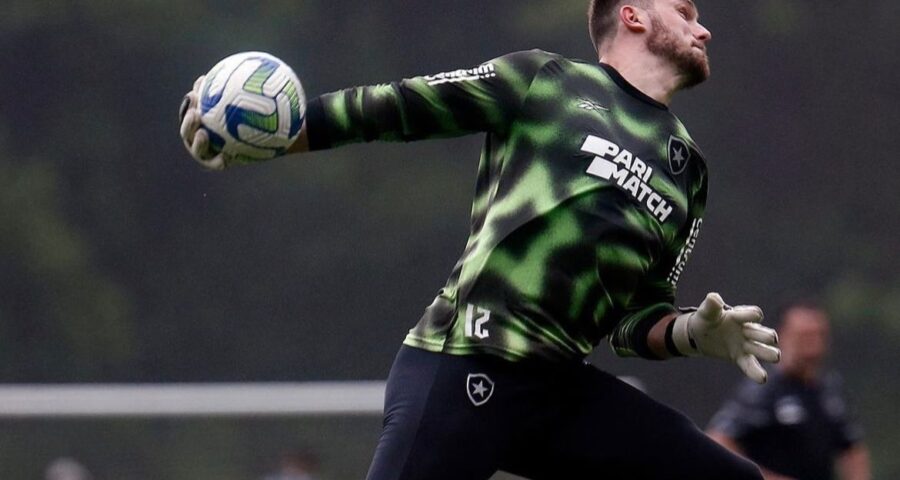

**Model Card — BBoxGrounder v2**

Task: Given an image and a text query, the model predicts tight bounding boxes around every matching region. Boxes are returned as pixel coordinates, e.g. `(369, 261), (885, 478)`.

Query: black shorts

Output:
(366, 346), (762, 480)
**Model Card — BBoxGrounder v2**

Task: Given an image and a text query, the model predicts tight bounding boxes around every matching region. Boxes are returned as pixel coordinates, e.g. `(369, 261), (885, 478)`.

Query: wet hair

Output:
(588, 0), (654, 51)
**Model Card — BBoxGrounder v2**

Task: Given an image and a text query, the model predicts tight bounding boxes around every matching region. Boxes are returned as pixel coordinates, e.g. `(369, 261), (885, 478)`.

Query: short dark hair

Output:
(588, 0), (653, 51)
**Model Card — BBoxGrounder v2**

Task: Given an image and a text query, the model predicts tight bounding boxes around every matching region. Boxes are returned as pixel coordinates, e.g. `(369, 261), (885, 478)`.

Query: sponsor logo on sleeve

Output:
(424, 64), (496, 86)
(668, 217), (703, 286)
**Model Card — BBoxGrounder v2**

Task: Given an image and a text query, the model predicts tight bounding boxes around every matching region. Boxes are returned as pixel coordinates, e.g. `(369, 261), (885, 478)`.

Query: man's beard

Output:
(647, 13), (710, 89)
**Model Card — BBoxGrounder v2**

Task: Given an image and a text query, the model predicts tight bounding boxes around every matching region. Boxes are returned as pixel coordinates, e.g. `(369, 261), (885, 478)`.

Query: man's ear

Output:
(620, 5), (650, 34)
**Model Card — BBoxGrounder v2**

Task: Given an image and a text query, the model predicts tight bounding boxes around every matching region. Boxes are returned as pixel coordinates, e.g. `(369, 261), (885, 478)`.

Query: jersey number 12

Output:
(465, 304), (491, 339)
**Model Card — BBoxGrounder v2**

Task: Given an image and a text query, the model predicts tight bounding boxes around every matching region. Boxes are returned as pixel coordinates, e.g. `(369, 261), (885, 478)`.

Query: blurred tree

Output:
(0, 143), (134, 381)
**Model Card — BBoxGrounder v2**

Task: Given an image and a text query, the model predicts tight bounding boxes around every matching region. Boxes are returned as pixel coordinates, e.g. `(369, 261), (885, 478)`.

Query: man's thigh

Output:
(367, 347), (532, 480)
(504, 364), (762, 480)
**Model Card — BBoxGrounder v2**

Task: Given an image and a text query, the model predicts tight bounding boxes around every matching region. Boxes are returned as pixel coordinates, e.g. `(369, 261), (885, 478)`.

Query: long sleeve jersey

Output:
(306, 50), (708, 362)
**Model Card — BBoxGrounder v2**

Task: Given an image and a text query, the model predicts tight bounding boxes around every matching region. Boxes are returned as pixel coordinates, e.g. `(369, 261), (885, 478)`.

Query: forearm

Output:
(286, 87), (406, 155)
(610, 303), (678, 359)
(303, 86), (422, 150)
(287, 51), (556, 156)
(611, 307), (693, 360)
(300, 75), (515, 154)
(287, 85), (407, 154)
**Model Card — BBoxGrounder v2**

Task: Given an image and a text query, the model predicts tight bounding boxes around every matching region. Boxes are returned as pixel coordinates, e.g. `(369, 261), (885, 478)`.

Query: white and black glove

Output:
(672, 293), (780, 383)
(178, 76), (232, 171)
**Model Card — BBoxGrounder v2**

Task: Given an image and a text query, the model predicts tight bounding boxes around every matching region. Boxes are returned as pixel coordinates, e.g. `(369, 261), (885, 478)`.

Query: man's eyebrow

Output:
(675, 0), (699, 19)
(683, 0), (699, 16)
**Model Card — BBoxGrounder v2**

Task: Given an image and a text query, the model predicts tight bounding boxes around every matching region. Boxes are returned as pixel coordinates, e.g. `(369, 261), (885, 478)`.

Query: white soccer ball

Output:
(198, 51), (306, 160)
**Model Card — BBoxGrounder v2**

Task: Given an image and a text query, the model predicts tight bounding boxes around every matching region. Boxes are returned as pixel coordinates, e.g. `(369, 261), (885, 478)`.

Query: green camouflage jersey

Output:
(306, 49), (707, 362)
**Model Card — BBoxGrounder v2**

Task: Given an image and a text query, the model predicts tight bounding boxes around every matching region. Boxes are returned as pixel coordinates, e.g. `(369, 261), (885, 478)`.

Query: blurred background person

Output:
(44, 457), (93, 480)
(706, 300), (871, 480)
(262, 451), (321, 480)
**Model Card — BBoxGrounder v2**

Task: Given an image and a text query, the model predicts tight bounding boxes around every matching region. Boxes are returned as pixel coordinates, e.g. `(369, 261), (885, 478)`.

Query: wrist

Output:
(672, 312), (700, 356)
(286, 119), (310, 154)
(647, 313), (681, 359)
(663, 316), (686, 357)
(299, 97), (328, 152)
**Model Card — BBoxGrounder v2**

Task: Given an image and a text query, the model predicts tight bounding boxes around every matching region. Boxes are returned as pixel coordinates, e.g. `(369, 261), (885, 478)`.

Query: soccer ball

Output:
(198, 51), (305, 160)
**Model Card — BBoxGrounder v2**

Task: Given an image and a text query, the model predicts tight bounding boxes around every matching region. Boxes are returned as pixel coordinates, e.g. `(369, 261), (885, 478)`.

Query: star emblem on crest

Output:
(472, 381), (489, 397)
(667, 135), (691, 175)
(672, 147), (686, 167)
(466, 373), (495, 407)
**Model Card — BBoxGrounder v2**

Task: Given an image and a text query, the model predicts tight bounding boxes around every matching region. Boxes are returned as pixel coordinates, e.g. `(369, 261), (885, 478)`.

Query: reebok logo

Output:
(577, 98), (609, 112)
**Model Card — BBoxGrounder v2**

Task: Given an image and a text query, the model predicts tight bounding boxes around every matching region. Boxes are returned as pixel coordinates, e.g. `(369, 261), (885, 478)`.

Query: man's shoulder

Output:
(495, 49), (603, 74)
(492, 49), (568, 71)
(506, 48), (565, 61)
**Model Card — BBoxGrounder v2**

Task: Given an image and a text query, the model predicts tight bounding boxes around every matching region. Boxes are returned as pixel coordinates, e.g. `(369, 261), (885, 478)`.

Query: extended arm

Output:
(180, 50), (556, 169)
(625, 293), (779, 383)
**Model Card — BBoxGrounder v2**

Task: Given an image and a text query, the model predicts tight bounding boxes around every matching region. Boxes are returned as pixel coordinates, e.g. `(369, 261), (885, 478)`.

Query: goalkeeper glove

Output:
(672, 293), (780, 384)
(178, 76), (232, 171)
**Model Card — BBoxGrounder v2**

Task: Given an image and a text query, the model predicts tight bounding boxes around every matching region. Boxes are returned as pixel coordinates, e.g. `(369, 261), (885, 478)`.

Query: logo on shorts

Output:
(466, 373), (495, 407)
(667, 135), (691, 175)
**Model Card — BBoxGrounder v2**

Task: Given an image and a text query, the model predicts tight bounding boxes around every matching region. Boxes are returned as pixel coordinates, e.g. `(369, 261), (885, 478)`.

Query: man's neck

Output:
(780, 364), (821, 385)
(599, 52), (682, 106)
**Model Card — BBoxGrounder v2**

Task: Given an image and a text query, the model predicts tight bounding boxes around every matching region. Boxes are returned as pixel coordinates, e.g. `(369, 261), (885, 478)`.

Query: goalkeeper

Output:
(180, 1), (780, 479)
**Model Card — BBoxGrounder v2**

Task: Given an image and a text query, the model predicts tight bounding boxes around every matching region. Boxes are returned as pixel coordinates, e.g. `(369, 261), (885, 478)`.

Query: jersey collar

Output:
(599, 63), (669, 111)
